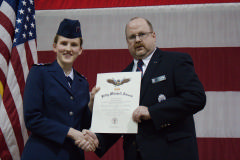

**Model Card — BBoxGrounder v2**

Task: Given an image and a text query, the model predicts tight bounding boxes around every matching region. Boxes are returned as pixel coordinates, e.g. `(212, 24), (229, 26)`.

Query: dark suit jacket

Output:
(21, 61), (91, 160)
(97, 48), (206, 160)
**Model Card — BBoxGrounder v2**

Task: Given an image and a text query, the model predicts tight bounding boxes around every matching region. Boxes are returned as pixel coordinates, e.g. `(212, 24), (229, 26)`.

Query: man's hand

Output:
(67, 128), (96, 151)
(83, 129), (99, 149)
(74, 129), (99, 152)
(132, 106), (151, 123)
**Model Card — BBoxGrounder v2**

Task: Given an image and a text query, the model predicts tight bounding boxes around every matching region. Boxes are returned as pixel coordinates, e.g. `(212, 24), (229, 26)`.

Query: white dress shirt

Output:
(64, 69), (74, 87)
(64, 68), (74, 80)
(132, 48), (156, 75)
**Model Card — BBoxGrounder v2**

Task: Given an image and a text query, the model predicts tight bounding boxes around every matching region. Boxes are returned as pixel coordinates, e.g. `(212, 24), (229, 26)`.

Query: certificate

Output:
(90, 72), (141, 133)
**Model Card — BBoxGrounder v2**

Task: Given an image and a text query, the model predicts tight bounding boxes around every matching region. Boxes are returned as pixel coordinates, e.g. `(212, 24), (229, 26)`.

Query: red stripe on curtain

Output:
(35, 0), (240, 10)
(85, 137), (240, 160)
(85, 138), (124, 160)
(198, 138), (240, 160)
(38, 47), (240, 91)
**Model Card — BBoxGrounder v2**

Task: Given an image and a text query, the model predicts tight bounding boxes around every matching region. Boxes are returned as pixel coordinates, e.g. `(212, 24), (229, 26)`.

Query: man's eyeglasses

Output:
(127, 32), (153, 41)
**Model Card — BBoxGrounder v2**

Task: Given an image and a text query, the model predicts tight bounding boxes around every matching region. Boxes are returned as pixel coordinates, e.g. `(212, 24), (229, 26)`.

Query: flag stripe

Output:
(0, 70), (6, 91)
(0, 99), (20, 160)
(0, 129), (12, 159)
(25, 41), (34, 69)
(8, 61), (29, 142)
(36, 3), (240, 51)
(0, 12), (14, 40)
(195, 91), (240, 138)
(0, 39), (10, 63)
(198, 138), (240, 160)
(38, 47), (240, 91)
(35, 0), (240, 10)
(0, 25), (13, 52)
(17, 44), (30, 81)
(0, 51), (8, 79)
(0, 69), (6, 87)
(11, 48), (25, 97)
(0, 1), (16, 26)
(7, 63), (28, 144)
(28, 39), (38, 64)
(2, 84), (24, 156)
(163, 47), (240, 91)
(84, 138), (240, 160)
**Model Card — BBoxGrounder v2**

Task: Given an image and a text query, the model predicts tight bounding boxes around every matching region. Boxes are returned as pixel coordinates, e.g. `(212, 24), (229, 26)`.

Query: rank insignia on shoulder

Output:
(33, 63), (50, 66)
(76, 71), (87, 80)
(80, 74), (87, 80)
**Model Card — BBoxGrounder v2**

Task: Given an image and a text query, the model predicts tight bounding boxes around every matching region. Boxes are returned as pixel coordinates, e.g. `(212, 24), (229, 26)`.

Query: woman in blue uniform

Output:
(21, 19), (96, 160)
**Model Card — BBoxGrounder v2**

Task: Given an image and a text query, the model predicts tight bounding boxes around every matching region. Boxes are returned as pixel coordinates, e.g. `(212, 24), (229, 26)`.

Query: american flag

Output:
(0, 0), (37, 159)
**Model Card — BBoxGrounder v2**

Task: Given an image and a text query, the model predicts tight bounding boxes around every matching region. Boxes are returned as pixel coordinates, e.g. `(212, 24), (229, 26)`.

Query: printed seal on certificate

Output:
(107, 78), (130, 91)
(112, 117), (118, 125)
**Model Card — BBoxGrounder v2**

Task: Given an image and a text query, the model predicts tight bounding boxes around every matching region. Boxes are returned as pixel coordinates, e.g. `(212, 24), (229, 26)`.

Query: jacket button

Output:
(70, 96), (74, 100)
(69, 111), (74, 116)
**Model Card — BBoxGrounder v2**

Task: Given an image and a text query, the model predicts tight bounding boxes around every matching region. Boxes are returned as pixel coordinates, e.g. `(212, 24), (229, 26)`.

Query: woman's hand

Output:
(88, 86), (100, 112)
(67, 128), (95, 151)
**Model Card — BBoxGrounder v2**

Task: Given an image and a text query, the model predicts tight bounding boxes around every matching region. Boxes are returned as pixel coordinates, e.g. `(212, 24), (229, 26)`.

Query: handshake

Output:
(67, 128), (99, 152)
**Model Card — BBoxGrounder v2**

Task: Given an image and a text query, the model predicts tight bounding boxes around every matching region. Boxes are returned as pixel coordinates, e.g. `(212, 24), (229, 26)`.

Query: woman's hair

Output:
(53, 35), (83, 46)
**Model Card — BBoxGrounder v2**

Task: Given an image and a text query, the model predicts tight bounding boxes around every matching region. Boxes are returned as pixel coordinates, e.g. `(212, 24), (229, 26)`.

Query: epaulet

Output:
(32, 63), (51, 66)
(75, 71), (87, 80)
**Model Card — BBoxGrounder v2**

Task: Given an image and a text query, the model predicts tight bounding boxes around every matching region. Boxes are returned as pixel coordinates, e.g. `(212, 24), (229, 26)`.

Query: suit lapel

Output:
(140, 48), (162, 101)
(48, 61), (73, 94)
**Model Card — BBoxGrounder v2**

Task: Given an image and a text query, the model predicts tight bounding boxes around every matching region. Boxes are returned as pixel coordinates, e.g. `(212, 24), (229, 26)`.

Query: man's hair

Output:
(125, 17), (154, 35)
(53, 35), (83, 46)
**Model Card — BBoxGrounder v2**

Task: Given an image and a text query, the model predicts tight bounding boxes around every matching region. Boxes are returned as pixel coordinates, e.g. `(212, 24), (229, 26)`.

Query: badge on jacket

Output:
(158, 94), (166, 103)
(152, 75), (166, 84)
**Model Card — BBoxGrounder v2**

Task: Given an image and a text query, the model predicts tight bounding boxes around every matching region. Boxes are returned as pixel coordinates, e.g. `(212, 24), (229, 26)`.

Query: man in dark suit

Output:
(90, 17), (206, 160)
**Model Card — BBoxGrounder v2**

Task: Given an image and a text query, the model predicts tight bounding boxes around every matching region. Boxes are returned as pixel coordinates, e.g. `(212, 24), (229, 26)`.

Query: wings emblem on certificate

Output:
(90, 72), (141, 133)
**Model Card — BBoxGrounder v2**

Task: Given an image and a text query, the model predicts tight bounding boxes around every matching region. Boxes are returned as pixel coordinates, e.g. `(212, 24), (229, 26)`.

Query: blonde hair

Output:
(53, 35), (83, 46)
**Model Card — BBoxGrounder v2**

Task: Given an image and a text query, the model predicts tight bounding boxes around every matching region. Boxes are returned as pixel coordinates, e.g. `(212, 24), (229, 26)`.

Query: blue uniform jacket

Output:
(21, 61), (91, 160)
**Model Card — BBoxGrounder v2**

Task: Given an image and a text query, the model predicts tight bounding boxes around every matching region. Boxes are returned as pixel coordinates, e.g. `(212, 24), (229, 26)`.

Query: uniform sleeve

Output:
(23, 66), (69, 144)
(81, 103), (92, 130)
(149, 53), (206, 130)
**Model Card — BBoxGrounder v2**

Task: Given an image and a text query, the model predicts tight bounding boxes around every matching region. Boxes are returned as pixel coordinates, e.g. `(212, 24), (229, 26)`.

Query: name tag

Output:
(152, 75), (166, 84)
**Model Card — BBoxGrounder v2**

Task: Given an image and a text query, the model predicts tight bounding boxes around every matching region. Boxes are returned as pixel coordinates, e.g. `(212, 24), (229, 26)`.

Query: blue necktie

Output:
(66, 76), (72, 88)
(136, 59), (144, 77)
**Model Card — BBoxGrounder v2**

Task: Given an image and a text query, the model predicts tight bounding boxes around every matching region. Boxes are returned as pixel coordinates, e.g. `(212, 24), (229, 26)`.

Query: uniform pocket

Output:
(167, 132), (192, 142)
